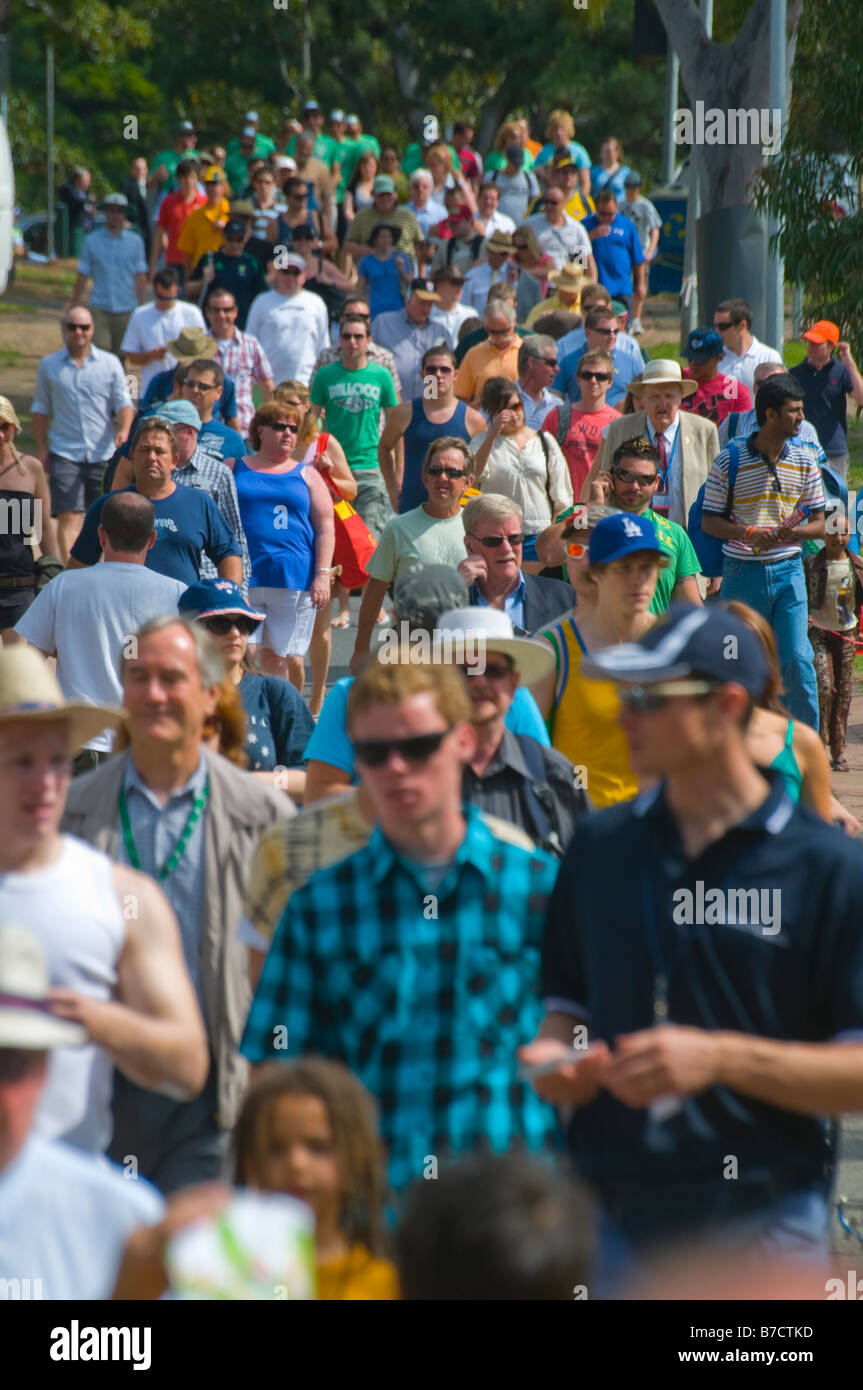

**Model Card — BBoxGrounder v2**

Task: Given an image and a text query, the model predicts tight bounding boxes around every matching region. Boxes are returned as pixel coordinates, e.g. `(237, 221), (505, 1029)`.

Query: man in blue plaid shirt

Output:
(241, 658), (561, 1192)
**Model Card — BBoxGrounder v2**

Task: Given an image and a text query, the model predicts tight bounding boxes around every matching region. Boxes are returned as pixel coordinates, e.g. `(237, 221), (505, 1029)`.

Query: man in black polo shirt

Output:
(790, 319), (863, 483)
(186, 219), (268, 329)
(520, 603), (863, 1272)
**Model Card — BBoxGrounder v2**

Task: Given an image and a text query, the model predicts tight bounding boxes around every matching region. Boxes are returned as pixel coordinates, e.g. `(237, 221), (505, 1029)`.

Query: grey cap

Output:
(624, 170), (642, 188)
(101, 193), (129, 209)
(392, 564), (469, 633)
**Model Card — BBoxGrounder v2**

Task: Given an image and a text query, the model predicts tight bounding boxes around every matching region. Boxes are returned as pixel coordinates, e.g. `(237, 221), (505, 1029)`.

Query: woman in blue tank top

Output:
(233, 401), (334, 689)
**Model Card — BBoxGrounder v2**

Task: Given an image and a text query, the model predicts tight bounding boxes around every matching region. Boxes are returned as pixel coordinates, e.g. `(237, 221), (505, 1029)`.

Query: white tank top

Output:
(0, 835), (126, 1154)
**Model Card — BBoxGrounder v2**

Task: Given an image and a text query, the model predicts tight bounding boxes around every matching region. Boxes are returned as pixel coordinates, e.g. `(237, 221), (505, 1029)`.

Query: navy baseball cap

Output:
(587, 512), (664, 566)
(581, 602), (770, 695)
(683, 327), (723, 362)
(623, 170), (642, 188)
(179, 579), (265, 626)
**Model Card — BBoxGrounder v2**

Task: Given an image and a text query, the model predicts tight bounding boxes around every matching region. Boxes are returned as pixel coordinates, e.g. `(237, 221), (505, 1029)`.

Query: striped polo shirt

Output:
(702, 432), (825, 561)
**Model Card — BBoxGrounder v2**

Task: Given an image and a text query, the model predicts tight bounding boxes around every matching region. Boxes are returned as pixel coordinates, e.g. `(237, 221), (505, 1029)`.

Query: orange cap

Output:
(802, 319), (839, 345)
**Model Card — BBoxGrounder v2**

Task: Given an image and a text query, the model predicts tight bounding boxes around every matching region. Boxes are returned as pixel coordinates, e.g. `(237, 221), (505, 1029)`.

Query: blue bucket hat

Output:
(588, 512), (664, 566)
(179, 579), (265, 626)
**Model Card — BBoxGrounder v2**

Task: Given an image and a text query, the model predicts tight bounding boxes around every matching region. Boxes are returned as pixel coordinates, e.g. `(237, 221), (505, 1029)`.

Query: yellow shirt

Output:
(176, 198), (232, 266)
(455, 338), (519, 405)
(563, 190), (595, 221)
(541, 615), (638, 809)
(525, 291), (581, 326)
(317, 1246), (399, 1301)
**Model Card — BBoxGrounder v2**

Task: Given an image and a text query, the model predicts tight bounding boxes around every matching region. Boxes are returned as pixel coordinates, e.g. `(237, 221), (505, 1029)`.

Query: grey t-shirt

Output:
(489, 169), (540, 224)
(619, 195), (662, 256)
(15, 561), (187, 750)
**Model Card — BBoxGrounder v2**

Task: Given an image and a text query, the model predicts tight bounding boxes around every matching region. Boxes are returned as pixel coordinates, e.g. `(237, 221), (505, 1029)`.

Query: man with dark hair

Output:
(16, 491), (187, 775)
(311, 295), (401, 395)
(121, 267), (206, 393)
(178, 356), (246, 464)
(582, 190), (644, 315)
(187, 221), (268, 330)
(396, 1153), (595, 1300)
(149, 158), (205, 290)
(713, 297), (782, 394)
(554, 306), (640, 409)
(702, 373), (826, 725)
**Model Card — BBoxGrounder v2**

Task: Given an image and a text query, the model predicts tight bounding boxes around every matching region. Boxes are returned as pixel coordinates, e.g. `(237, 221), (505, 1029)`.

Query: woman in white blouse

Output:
(472, 375), (573, 571)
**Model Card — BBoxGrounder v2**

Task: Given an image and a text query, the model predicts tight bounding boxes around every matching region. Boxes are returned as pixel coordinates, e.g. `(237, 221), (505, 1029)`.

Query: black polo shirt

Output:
(542, 770), (863, 1189)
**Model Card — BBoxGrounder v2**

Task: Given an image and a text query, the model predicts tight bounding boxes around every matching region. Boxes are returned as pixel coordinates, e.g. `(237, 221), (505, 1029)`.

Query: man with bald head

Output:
(15, 490), (187, 775)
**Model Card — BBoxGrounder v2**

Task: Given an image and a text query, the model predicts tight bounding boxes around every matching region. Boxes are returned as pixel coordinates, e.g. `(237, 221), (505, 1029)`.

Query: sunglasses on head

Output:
(470, 531), (525, 548)
(267, 421), (299, 433)
(579, 370), (610, 382)
(612, 465), (658, 486)
(426, 464), (467, 479)
(616, 681), (721, 713)
(353, 728), (451, 766)
(202, 615), (258, 637)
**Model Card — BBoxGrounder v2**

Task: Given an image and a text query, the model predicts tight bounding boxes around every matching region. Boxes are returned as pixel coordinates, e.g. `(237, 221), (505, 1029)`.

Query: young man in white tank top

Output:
(0, 646), (208, 1156)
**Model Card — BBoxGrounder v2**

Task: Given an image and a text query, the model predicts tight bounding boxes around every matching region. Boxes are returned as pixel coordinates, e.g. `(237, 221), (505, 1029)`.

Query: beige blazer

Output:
(596, 410), (720, 526)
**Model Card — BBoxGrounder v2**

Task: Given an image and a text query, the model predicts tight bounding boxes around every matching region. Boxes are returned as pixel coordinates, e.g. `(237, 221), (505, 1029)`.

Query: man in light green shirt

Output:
(350, 436), (475, 671)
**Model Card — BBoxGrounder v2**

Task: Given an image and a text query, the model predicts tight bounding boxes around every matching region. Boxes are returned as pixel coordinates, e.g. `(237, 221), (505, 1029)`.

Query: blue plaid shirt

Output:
(241, 806), (561, 1192)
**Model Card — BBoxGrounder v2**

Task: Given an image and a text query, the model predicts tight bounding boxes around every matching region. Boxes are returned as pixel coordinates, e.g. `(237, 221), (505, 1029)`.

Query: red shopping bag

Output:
(315, 433), (377, 589)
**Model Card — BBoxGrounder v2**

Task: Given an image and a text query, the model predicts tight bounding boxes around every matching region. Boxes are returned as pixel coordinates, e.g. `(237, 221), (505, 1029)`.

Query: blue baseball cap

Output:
(683, 327), (723, 362)
(179, 579), (265, 626)
(581, 601), (770, 695)
(587, 512), (664, 566)
(150, 400), (202, 431)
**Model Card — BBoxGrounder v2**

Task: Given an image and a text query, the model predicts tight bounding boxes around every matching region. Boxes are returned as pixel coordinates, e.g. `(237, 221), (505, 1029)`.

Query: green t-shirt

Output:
(339, 134), (382, 186)
(310, 360), (398, 471)
(328, 136), (355, 200)
(286, 133), (339, 168)
(151, 146), (197, 188)
(368, 507), (468, 583)
(645, 508), (701, 613)
(402, 142), (460, 177)
(224, 134), (276, 195)
(484, 149), (535, 172)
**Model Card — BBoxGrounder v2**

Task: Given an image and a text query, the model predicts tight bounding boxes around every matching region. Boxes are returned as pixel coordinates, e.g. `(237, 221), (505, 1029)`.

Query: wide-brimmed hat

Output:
(0, 925), (87, 1050)
(436, 608), (554, 686)
(165, 328), (218, 363)
(628, 358), (698, 397)
(485, 231), (515, 256)
(0, 396), (21, 431)
(548, 261), (589, 293)
(0, 646), (122, 752)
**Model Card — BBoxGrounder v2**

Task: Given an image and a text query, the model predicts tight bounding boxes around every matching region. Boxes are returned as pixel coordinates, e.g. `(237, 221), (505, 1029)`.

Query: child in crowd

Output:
(233, 1059), (398, 1300)
(804, 519), (863, 771)
(357, 224), (412, 318)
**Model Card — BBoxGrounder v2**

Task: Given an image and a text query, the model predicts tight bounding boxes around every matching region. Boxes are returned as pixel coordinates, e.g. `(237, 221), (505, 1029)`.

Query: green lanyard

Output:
(118, 774), (210, 882)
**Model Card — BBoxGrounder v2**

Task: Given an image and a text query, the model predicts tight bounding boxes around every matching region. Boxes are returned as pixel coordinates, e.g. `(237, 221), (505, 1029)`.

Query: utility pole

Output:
(302, 0), (311, 103)
(765, 0), (787, 352)
(661, 49), (679, 187)
(46, 42), (55, 261)
(679, 0), (712, 346)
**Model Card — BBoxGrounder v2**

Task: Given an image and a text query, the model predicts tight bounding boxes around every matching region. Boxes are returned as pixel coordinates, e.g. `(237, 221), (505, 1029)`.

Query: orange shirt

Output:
(316, 1246), (399, 1301)
(176, 199), (232, 266)
(455, 337), (520, 404)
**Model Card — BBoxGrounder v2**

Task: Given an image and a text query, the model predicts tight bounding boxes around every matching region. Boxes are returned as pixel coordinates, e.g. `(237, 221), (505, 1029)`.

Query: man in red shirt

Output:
(681, 326), (752, 426)
(541, 349), (620, 496)
(150, 158), (205, 291)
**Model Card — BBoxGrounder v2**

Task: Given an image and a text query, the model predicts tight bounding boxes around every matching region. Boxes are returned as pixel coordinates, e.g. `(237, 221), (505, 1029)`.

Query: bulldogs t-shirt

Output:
(310, 360), (398, 470)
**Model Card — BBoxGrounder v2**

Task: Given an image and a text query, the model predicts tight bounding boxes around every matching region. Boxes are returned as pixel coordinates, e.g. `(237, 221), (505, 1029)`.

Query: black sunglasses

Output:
(469, 532), (526, 548)
(266, 421), (299, 433)
(353, 728), (451, 766)
(579, 370), (611, 382)
(713, 321), (734, 331)
(202, 615), (258, 636)
(426, 464), (467, 479)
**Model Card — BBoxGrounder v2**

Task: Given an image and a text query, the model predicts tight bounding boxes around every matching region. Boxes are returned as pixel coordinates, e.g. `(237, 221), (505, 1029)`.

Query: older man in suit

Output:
(581, 359), (720, 528)
(458, 493), (574, 636)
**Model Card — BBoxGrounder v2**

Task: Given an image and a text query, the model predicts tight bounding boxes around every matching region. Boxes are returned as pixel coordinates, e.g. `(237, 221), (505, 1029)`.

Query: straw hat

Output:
(0, 645), (122, 752)
(628, 358), (698, 398)
(548, 262), (589, 293)
(485, 231), (515, 256)
(0, 924), (87, 1049)
(165, 328), (218, 363)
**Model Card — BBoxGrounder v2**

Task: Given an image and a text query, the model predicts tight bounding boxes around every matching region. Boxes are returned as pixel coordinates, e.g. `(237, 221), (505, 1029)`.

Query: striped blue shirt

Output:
(241, 806), (561, 1192)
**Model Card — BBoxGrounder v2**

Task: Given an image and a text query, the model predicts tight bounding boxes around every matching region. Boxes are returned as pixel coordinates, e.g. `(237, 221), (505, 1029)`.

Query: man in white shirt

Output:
(474, 182), (516, 242)
(245, 253), (330, 386)
(15, 491), (186, 776)
(120, 267), (205, 392)
(430, 266), (476, 348)
(515, 335), (562, 430)
(526, 188), (595, 275)
(713, 297), (783, 394)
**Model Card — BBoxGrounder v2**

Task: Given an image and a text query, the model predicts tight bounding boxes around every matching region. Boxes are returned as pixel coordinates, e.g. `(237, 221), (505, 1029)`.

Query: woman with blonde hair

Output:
(534, 111), (591, 192)
(485, 120), (536, 172)
(590, 137), (631, 201)
(272, 380), (357, 715)
(425, 142), (477, 212)
(0, 396), (58, 641)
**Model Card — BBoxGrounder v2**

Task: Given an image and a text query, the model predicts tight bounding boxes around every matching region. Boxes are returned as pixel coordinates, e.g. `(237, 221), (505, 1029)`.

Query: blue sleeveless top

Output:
(234, 458), (315, 590)
(398, 397), (470, 513)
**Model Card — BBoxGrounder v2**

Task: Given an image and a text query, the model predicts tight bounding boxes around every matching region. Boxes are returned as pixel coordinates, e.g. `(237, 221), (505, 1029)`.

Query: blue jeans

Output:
(720, 555), (819, 728)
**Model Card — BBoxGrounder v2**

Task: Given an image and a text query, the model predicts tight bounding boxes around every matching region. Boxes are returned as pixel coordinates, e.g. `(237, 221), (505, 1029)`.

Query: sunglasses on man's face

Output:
(203, 615), (258, 637)
(353, 728), (451, 767)
(616, 681), (721, 714)
(713, 320), (734, 331)
(424, 365), (453, 375)
(184, 379), (218, 393)
(612, 465), (658, 486)
(426, 464), (467, 479)
(579, 371), (611, 383)
(458, 660), (514, 682)
(470, 531), (525, 548)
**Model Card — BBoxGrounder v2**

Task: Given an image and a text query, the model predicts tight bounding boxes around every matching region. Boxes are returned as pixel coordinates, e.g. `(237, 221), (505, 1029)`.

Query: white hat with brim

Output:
(0, 924), (87, 1050)
(628, 358), (698, 398)
(0, 646), (123, 754)
(436, 607), (554, 686)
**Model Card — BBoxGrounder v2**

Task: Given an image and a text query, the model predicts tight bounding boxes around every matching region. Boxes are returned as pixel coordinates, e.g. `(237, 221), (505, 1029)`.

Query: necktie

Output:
(654, 433), (670, 516)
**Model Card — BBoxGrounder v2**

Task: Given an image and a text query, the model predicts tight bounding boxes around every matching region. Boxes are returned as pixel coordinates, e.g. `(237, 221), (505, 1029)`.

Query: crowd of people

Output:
(2, 98), (863, 1304)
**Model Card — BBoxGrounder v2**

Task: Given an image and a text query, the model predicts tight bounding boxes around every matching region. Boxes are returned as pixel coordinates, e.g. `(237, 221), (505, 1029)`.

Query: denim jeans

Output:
(720, 554), (819, 728)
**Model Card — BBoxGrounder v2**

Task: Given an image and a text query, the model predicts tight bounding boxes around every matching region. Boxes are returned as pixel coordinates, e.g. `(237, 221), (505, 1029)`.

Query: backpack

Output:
(551, 401), (572, 447)
(687, 440), (741, 579)
(515, 733), (565, 860)
(446, 234), (484, 267)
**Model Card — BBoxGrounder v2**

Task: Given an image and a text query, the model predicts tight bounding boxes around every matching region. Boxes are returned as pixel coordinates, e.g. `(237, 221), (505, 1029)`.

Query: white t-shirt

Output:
(0, 1134), (163, 1300)
(462, 261), (508, 313)
(15, 562), (187, 751)
(120, 301), (205, 391)
(0, 837), (127, 1154)
(481, 209), (516, 240)
(245, 289), (330, 387)
(718, 335), (783, 394)
(525, 212), (592, 271)
(431, 302), (478, 350)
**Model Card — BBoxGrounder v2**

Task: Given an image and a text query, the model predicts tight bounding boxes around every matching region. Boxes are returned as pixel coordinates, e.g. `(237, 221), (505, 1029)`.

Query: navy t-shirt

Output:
(542, 771), (863, 1189)
(70, 485), (240, 587)
(790, 357), (852, 457)
(239, 672), (314, 771)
